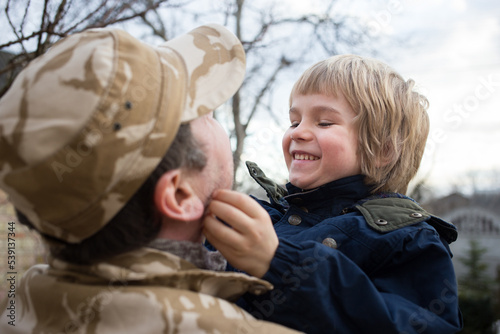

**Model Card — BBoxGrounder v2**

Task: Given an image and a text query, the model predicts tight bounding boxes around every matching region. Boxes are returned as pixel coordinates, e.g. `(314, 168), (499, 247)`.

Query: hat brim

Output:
(159, 24), (246, 123)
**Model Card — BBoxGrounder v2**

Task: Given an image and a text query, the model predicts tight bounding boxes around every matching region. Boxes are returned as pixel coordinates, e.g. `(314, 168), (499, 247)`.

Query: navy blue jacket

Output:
(237, 164), (462, 334)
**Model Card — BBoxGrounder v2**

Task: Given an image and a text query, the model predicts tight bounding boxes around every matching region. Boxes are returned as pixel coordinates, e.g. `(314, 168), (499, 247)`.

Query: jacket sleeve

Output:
(239, 228), (463, 334)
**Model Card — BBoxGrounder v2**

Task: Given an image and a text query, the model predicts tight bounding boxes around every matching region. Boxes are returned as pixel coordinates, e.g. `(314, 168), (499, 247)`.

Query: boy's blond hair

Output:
(290, 54), (429, 194)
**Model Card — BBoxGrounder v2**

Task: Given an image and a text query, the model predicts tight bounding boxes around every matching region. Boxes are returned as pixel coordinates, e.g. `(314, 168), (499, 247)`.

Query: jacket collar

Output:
(284, 175), (372, 216)
(48, 246), (272, 301)
(148, 238), (227, 271)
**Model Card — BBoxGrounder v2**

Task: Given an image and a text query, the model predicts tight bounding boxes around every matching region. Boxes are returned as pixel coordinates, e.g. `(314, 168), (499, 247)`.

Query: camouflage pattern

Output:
(0, 247), (302, 333)
(0, 24), (246, 243)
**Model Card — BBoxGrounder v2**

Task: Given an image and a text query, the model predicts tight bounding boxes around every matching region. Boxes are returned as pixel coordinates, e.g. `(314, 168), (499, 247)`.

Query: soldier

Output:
(0, 24), (301, 333)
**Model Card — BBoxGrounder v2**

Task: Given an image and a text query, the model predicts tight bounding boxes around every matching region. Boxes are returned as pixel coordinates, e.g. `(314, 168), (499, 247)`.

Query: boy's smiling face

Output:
(282, 93), (362, 190)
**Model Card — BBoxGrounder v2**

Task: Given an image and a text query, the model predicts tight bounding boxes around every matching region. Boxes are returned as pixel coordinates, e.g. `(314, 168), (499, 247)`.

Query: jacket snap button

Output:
(288, 214), (302, 225)
(410, 212), (423, 218)
(376, 219), (388, 225)
(322, 238), (338, 249)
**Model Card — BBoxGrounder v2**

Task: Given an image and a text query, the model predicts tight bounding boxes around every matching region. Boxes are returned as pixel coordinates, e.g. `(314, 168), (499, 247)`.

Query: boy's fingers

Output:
(208, 199), (255, 235)
(203, 214), (241, 248)
(213, 190), (264, 218)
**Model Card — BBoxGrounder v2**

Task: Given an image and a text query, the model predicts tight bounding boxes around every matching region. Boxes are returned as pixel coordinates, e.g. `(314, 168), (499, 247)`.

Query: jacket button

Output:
(410, 212), (423, 218)
(376, 219), (388, 225)
(288, 214), (302, 225)
(322, 238), (338, 249)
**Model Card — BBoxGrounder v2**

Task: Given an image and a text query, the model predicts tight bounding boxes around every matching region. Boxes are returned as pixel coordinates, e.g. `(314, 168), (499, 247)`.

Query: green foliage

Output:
(459, 240), (493, 296)
(459, 296), (495, 334)
(458, 239), (499, 333)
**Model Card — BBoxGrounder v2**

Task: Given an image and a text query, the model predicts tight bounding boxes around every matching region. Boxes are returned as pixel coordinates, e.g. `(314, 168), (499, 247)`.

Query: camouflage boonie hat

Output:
(0, 24), (245, 243)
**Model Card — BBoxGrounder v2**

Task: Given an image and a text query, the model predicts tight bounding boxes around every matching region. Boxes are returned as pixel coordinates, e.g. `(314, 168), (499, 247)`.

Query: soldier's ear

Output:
(154, 170), (205, 221)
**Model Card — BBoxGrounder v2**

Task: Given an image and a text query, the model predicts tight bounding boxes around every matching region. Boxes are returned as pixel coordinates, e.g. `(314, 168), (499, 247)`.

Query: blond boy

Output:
(204, 55), (463, 333)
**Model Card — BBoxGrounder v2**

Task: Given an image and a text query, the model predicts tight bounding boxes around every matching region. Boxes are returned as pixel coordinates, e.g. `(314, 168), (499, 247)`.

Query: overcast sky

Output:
(244, 0), (500, 196)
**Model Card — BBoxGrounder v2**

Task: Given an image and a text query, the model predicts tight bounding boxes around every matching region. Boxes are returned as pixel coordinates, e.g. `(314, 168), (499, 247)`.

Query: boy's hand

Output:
(203, 189), (279, 278)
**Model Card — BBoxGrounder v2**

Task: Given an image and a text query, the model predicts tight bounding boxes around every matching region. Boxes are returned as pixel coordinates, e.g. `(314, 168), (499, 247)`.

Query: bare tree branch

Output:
(139, 6), (168, 40)
(244, 56), (292, 131)
(20, 0), (33, 35)
(0, 0), (174, 97)
(5, 0), (28, 54)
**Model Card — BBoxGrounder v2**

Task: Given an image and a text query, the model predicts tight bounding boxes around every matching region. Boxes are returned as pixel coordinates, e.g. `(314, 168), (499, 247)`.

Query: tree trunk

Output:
(231, 0), (246, 183)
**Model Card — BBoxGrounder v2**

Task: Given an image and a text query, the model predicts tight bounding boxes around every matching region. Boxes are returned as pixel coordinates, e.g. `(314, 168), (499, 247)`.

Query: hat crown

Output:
(0, 24), (245, 243)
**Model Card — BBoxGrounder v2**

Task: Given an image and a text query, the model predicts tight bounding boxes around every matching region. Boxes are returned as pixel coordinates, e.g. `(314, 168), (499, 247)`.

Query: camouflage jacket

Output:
(0, 247), (301, 333)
